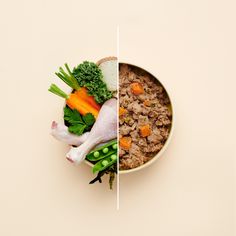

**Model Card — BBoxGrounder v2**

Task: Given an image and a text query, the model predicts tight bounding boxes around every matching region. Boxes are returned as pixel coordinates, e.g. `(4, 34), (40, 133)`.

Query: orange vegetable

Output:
(119, 107), (127, 116)
(120, 137), (132, 150)
(139, 124), (151, 137)
(130, 82), (144, 95)
(48, 84), (99, 118)
(143, 100), (151, 106)
(66, 93), (99, 118)
(75, 87), (101, 111)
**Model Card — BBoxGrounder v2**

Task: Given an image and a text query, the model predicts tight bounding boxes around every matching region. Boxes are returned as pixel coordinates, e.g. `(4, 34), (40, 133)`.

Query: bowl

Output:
(119, 62), (174, 174)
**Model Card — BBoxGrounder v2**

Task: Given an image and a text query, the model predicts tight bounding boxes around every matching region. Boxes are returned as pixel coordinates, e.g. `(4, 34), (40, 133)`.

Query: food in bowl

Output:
(119, 63), (172, 170)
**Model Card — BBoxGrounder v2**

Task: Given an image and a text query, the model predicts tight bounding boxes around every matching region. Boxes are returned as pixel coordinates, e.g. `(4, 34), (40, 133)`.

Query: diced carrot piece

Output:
(119, 107), (127, 116)
(120, 137), (132, 150)
(139, 124), (151, 137)
(130, 82), (144, 95)
(143, 100), (151, 106)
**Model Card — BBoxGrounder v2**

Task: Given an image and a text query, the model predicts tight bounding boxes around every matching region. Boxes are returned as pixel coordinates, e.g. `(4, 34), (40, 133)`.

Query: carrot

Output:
(66, 93), (99, 118)
(48, 84), (99, 118)
(75, 87), (101, 110)
(143, 100), (151, 106)
(119, 107), (127, 116)
(120, 137), (132, 150)
(130, 82), (144, 95)
(139, 125), (151, 137)
(56, 63), (101, 110)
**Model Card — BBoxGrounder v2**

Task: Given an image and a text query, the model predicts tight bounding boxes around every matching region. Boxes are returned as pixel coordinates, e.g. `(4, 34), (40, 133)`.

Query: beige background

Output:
(0, 0), (235, 236)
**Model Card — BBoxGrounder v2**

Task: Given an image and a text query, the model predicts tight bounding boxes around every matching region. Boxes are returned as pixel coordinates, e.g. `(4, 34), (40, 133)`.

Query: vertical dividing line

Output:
(116, 25), (120, 211)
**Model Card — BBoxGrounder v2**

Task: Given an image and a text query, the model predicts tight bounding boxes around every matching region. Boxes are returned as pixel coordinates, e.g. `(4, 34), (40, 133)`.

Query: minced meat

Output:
(119, 64), (172, 170)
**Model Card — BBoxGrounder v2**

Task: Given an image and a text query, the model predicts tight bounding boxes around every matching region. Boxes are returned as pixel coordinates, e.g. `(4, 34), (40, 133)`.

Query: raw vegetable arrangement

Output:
(49, 57), (118, 189)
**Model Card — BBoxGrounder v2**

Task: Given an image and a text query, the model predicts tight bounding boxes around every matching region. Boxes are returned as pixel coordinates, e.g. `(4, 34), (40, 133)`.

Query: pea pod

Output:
(86, 140), (117, 161)
(92, 154), (117, 173)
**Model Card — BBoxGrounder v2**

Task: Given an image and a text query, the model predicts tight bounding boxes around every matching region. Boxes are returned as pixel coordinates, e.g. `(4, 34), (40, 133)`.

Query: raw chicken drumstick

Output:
(66, 98), (117, 164)
(51, 121), (89, 146)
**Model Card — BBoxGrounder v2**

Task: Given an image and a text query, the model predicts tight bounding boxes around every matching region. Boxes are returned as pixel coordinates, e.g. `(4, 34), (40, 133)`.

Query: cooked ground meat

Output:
(119, 63), (172, 170)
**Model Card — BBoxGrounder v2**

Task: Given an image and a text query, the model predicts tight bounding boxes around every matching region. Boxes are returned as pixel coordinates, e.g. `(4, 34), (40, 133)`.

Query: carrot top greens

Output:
(55, 63), (80, 90)
(48, 84), (68, 99)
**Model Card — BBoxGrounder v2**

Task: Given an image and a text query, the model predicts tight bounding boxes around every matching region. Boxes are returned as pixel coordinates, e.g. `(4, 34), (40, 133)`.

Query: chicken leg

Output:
(66, 98), (117, 164)
(51, 121), (89, 146)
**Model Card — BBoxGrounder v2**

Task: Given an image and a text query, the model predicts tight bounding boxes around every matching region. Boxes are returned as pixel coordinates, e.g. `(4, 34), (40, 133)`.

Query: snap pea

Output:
(86, 140), (117, 161)
(102, 148), (109, 154)
(102, 160), (109, 166)
(92, 154), (117, 173)
(93, 151), (100, 158)
(110, 154), (117, 161)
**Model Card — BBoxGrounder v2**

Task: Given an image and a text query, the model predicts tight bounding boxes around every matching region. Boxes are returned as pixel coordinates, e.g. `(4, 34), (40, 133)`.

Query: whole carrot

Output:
(66, 93), (99, 118)
(56, 64), (101, 110)
(48, 84), (99, 118)
(75, 87), (101, 110)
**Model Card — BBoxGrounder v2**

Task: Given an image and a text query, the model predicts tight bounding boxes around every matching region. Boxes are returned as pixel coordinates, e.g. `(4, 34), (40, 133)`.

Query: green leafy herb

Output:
(82, 113), (95, 126)
(64, 106), (83, 124)
(68, 124), (86, 135)
(72, 61), (112, 104)
(64, 106), (95, 135)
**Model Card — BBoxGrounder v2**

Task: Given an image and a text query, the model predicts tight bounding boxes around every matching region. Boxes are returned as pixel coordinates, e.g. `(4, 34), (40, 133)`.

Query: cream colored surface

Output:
(0, 0), (235, 236)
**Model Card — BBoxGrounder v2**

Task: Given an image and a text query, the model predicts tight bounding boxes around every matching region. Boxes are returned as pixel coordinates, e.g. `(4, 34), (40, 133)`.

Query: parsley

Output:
(64, 106), (95, 135)
(72, 61), (112, 104)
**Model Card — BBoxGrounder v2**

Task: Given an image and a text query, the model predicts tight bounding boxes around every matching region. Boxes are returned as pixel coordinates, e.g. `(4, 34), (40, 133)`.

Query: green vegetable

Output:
(48, 84), (68, 99)
(102, 160), (109, 166)
(92, 154), (117, 173)
(68, 124), (86, 135)
(55, 63), (80, 90)
(93, 151), (99, 158)
(72, 61), (112, 104)
(86, 140), (117, 161)
(64, 106), (95, 135)
(82, 113), (95, 126)
(112, 144), (117, 149)
(102, 147), (109, 153)
(110, 154), (117, 161)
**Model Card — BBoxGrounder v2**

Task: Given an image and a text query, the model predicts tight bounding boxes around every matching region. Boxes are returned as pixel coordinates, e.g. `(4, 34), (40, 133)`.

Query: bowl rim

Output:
(84, 62), (174, 174)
